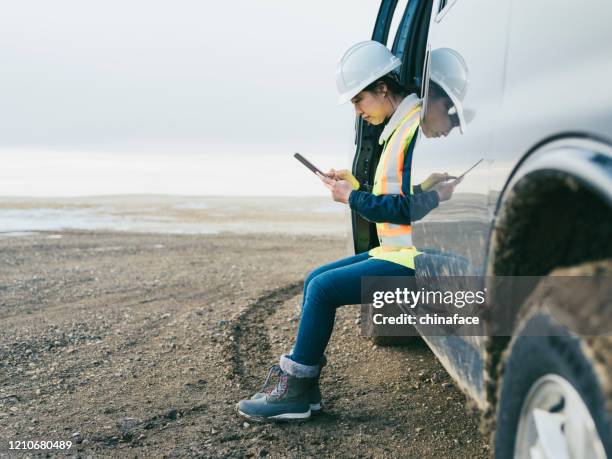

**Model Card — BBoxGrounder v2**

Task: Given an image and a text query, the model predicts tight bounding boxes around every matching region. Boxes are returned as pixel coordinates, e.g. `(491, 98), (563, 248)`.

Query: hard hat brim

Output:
(336, 59), (402, 105)
(455, 100), (466, 134)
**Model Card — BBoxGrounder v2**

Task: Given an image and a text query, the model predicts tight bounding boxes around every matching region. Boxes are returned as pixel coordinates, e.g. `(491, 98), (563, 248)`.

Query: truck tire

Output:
(493, 261), (612, 458)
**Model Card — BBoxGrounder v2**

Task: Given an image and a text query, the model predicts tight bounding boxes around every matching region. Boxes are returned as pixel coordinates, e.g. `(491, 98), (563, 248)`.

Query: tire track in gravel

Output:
(223, 281), (302, 387)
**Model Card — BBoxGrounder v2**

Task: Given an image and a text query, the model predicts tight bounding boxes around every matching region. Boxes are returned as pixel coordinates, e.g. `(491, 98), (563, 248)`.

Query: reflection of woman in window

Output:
(236, 42), (470, 422)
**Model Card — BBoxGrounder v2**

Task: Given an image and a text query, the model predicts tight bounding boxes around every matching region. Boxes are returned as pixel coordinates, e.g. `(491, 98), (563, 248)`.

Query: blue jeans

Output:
(288, 249), (470, 367)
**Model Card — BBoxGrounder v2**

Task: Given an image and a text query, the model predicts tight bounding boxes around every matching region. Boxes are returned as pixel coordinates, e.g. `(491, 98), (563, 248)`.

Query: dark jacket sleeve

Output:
(348, 133), (439, 224)
(409, 190), (440, 221)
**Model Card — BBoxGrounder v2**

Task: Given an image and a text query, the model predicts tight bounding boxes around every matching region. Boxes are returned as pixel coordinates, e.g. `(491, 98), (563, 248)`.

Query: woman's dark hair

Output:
(427, 81), (460, 127)
(427, 81), (452, 107)
(362, 72), (417, 97)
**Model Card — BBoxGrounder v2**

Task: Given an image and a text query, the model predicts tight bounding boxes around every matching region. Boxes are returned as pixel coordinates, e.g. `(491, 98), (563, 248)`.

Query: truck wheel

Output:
(493, 261), (612, 458)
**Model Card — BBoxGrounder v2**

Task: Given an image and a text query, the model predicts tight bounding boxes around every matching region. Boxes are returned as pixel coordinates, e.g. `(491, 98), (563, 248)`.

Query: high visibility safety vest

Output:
(368, 105), (422, 270)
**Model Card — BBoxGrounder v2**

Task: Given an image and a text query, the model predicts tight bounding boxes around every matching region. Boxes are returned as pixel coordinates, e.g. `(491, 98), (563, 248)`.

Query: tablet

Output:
(457, 158), (484, 179)
(294, 153), (325, 176)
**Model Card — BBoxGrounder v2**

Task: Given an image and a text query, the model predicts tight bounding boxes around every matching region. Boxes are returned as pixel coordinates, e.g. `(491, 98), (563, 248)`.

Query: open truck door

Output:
(350, 0), (433, 254)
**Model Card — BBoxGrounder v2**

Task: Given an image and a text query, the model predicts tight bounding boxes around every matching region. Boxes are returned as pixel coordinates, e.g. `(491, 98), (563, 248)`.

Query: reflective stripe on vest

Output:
(368, 106), (421, 270)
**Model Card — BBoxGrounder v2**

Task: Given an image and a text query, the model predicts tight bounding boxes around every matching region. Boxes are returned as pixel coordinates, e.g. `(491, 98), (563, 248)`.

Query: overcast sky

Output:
(0, 1), (382, 196)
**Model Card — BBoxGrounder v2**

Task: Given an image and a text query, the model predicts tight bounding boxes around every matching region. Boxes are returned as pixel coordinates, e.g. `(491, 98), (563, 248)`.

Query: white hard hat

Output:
(336, 41), (402, 105)
(427, 48), (472, 133)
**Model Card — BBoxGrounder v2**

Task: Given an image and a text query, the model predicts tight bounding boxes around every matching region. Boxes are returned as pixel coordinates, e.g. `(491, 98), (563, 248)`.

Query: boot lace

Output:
(259, 364), (283, 395)
(270, 372), (289, 398)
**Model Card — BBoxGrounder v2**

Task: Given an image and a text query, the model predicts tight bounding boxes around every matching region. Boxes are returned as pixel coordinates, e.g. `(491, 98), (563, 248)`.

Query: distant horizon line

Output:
(0, 193), (331, 199)
(0, 192), (485, 200)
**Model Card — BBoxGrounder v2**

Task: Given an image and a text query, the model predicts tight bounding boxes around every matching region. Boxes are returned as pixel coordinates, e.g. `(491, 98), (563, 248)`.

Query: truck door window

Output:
(387, 0), (410, 48)
(394, 0), (433, 93)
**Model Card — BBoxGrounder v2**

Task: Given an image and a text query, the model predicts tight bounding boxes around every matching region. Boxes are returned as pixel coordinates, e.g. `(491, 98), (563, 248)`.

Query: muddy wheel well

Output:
(491, 170), (612, 277)
(482, 170), (612, 435)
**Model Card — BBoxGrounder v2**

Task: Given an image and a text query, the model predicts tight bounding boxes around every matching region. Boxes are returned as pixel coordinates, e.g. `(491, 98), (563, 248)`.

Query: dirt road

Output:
(0, 231), (489, 458)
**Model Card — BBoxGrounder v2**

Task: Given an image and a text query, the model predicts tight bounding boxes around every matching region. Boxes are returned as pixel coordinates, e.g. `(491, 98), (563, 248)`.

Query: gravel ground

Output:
(0, 231), (489, 458)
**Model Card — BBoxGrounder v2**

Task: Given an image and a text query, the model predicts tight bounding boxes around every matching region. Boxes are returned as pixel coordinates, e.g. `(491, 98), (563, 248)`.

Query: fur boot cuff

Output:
(279, 354), (319, 378)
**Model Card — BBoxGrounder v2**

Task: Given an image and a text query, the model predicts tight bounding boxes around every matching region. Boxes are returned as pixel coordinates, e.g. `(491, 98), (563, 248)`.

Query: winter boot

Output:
(250, 355), (326, 413)
(237, 355), (317, 422)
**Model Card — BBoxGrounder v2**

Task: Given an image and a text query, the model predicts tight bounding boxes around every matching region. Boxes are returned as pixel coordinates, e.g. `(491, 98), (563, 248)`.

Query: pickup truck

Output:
(352, 1), (612, 457)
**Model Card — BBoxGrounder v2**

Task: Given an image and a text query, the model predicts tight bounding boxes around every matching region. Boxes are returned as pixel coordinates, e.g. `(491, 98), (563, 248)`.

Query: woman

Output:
(236, 42), (470, 422)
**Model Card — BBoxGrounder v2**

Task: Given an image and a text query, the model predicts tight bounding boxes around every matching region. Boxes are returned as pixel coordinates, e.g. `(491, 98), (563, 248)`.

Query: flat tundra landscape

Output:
(0, 199), (490, 457)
